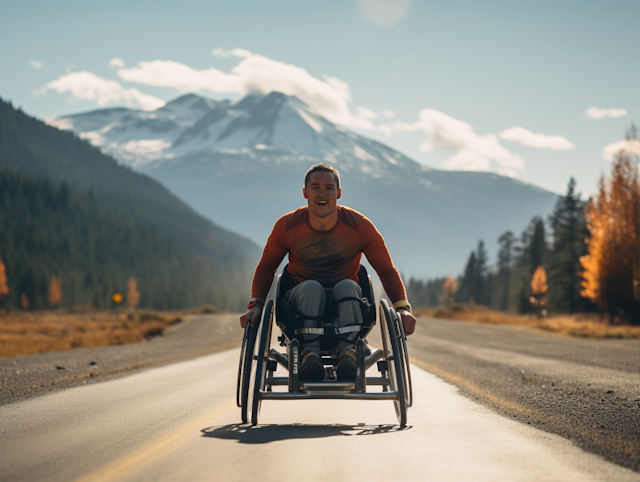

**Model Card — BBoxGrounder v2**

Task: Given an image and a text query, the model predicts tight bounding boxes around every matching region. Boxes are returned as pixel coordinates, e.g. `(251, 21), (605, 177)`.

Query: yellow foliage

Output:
(530, 266), (548, 295)
(0, 256), (8, 298)
(442, 275), (458, 304)
(581, 150), (640, 314)
(127, 277), (140, 309)
(19, 293), (29, 310)
(48, 275), (63, 307)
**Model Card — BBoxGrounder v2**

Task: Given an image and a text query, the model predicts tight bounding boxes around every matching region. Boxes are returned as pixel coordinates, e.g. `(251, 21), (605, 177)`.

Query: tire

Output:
(249, 299), (274, 426)
(380, 299), (407, 427)
(239, 322), (258, 423)
(394, 311), (413, 408)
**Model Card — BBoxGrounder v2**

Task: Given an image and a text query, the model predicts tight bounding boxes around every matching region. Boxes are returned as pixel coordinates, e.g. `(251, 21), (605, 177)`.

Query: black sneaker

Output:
(336, 349), (357, 380)
(300, 352), (324, 380)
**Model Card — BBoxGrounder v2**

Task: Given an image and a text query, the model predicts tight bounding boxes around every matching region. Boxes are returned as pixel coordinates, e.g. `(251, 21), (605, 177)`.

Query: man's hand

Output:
(240, 305), (263, 329)
(398, 310), (416, 336)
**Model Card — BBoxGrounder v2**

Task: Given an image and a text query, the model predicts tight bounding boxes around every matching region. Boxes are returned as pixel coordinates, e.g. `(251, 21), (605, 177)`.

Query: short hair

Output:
(304, 163), (341, 190)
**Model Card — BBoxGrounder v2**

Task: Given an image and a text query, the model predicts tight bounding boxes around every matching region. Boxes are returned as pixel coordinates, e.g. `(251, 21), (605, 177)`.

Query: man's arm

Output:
(239, 217), (288, 328)
(359, 217), (417, 335)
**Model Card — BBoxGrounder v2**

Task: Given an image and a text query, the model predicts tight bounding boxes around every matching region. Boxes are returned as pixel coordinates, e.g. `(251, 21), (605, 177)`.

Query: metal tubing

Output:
(269, 350), (289, 370)
(260, 391), (399, 401)
(365, 349), (384, 370)
(265, 376), (390, 387)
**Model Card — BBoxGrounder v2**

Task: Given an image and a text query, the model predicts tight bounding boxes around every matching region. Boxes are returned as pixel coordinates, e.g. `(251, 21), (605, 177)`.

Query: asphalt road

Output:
(2, 348), (639, 482)
(408, 317), (640, 472)
(2, 313), (639, 480)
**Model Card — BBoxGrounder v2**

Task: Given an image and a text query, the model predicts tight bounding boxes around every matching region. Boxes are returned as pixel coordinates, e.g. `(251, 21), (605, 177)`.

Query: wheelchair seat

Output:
(274, 264), (377, 355)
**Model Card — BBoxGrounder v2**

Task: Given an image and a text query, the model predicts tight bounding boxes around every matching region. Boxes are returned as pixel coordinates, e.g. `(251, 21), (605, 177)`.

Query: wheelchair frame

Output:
(237, 267), (413, 427)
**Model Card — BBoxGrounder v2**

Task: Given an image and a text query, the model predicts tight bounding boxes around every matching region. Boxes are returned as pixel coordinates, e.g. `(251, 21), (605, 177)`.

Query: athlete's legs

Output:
(284, 280), (325, 354)
(331, 279), (363, 357)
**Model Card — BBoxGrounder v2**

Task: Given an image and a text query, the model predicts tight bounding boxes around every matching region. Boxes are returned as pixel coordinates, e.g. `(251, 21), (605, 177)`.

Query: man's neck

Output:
(308, 207), (339, 231)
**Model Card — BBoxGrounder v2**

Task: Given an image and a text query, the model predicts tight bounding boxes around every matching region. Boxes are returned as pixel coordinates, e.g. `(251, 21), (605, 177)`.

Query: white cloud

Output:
(109, 57), (125, 68)
(380, 109), (396, 119)
(602, 139), (640, 161)
(358, 0), (412, 26)
(212, 48), (252, 58)
(46, 71), (165, 111)
(30, 60), (43, 69)
(117, 52), (370, 129)
(356, 106), (378, 120)
(401, 109), (525, 175)
(585, 107), (627, 119)
(498, 126), (575, 150)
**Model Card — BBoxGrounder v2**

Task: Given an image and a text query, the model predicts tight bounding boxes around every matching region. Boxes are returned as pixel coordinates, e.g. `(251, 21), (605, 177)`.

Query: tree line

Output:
(0, 98), (261, 311)
(0, 167), (249, 311)
(407, 126), (640, 324)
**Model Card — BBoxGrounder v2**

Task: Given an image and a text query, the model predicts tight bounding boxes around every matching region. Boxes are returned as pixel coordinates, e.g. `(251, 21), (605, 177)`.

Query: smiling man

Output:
(240, 163), (416, 380)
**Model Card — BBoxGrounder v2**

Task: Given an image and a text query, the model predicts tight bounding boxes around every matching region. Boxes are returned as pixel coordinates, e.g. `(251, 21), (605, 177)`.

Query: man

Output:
(240, 163), (416, 380)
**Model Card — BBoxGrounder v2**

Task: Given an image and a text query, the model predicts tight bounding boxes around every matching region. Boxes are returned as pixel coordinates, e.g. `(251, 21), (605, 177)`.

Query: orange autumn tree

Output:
(581, 137), (640, 323)
(0, 256), (9, 299)
(127, 277), (140, 309)
(530, 266), (548, 315)
(20, 293), (29, 310)
(442, 275), (458, 306)
(48, 275), (63, 307)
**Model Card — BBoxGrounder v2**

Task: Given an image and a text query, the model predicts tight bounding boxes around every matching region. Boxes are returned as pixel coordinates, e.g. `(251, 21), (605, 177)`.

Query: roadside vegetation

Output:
(409, 125), (640, 327)
(0, 308), (224, 359)
(414, 305), (640, 339)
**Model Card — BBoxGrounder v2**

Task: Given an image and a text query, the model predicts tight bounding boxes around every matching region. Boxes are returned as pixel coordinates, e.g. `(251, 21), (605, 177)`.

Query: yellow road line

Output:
(75, 400), (235, 482)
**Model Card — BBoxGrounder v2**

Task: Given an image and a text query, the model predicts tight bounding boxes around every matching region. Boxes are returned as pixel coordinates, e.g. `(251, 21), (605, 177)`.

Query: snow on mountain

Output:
(50, 92), (558, 277)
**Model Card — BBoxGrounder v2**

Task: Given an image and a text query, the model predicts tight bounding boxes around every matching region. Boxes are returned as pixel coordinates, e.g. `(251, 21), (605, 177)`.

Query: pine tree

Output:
(496, 231), (515, 311)
(475, 240), (489, 305)
(458, 252), (477, 305)
(548, 178), (589, 313)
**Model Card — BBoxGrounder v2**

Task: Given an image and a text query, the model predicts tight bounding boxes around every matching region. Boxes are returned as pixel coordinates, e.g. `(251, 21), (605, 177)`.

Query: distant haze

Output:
(51, 92), (559, 277)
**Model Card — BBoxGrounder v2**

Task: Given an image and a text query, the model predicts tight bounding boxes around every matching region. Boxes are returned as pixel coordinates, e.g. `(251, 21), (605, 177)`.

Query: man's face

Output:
(303, 171), (342, 218)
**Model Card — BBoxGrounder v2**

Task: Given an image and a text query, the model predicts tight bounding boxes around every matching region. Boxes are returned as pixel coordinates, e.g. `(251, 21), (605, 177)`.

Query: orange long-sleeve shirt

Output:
(251, 205), (408, 306)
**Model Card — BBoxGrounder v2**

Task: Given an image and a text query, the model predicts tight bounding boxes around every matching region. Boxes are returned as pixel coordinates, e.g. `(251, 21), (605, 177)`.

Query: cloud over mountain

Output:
(498, 127), (575, 151)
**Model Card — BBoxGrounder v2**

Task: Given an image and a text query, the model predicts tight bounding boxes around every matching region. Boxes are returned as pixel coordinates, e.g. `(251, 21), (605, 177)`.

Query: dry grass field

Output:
(0, 308), (206, 359)
(414, 305), (640, 339)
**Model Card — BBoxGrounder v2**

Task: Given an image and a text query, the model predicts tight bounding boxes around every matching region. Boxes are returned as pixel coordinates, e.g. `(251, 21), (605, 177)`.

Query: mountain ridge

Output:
(50, 92), (559, 277)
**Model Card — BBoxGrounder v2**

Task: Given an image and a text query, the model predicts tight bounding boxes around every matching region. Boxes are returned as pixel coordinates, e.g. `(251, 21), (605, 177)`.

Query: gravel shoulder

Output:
(409, 317), (640, 473)
(0, 313), (242, 406)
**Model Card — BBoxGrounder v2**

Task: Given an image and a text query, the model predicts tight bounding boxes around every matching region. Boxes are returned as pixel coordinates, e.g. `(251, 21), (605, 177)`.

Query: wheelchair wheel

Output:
(380, 299), (407, 427)
(239, 321), (258, 423)
(248, 299), (274, 426)
(394, 311), (413, 408)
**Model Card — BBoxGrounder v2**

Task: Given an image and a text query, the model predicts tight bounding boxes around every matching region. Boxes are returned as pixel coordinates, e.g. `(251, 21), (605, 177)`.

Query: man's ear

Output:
(302, 187), (308, 199)
(337, 188), (342, 200)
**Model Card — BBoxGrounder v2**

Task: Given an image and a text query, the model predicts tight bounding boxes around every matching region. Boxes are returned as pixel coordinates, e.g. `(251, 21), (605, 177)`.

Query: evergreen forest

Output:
(407, 126), (640, 323)
(0, 99), (260, 311)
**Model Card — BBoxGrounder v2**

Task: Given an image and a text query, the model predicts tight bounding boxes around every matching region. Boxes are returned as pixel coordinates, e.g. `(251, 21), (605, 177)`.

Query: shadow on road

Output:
(201, 423), (410, 444)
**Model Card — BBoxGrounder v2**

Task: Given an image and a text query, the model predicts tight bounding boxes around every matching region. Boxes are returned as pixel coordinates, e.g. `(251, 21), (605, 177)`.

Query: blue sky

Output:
(1, 0), (638, 197)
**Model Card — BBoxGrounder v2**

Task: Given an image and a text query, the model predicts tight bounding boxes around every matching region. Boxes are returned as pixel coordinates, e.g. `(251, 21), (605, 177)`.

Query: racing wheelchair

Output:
(236, 265), (413, 427)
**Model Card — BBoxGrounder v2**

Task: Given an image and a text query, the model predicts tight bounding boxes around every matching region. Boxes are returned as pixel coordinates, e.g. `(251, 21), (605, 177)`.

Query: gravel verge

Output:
(0, 313), (242, 406)
(409, 317), (640, 473)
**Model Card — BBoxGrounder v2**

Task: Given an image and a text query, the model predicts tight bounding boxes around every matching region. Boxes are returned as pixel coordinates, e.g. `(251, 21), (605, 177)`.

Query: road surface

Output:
(2, 346), (639, 482)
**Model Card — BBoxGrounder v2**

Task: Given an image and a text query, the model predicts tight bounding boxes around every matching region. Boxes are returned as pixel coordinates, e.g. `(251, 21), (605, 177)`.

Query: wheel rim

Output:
(395, 314), (413, 408)
(240, 323), (258, 424)
(237, 323), (250, 408)
(380, 300), (407, 426)
(251, 300), (273, 426)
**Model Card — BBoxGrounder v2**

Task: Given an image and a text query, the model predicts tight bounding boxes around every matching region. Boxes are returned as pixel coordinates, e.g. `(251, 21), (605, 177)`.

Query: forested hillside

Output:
(0, 99), (260, 310)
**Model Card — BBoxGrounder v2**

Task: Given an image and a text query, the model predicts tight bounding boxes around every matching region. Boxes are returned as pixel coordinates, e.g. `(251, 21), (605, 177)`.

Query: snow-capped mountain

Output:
(49, 93), (559, 277)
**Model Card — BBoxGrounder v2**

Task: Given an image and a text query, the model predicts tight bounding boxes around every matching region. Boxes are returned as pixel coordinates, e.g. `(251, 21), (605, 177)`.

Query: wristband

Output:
(247, 297), (264, 310)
